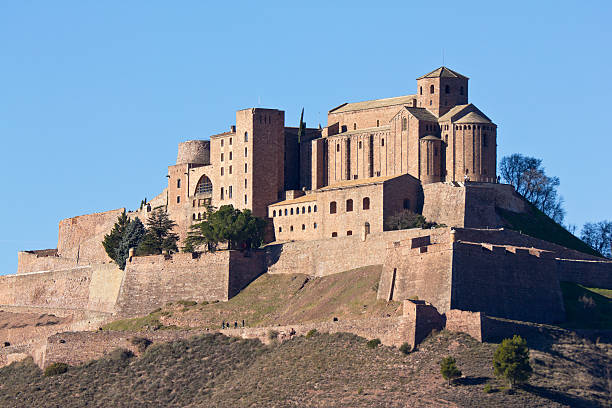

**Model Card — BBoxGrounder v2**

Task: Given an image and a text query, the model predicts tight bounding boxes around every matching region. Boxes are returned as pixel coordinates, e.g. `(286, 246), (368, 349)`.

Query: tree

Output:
(581, 221), (612, 258)
(384, 210), (434, 231)
(493, 335), (532, 389)
(116, 217), (145, 269)
(137, 208), (179, 255)
(102, 211), (146, 270)
(184, 205), (266, 251)
(440, 356), (462, 385)
(499, 154), (565, 223)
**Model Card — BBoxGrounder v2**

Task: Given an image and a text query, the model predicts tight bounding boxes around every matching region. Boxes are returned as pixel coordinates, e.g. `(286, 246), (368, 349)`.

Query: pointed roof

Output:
(417, 66), (469, 80)
(328, 94), (416, 114)
(455, 111), (492, 124)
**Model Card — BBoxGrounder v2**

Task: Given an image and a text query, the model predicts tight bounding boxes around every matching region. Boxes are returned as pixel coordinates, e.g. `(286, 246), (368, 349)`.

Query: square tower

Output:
(416, 67), (469, 117)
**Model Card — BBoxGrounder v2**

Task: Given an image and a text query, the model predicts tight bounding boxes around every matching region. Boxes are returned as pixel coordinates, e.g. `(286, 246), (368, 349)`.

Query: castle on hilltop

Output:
(2, 67), (612, 369)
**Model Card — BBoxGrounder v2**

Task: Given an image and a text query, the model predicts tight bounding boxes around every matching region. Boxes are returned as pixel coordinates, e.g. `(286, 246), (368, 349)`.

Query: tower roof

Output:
(417, 66), (469, 80)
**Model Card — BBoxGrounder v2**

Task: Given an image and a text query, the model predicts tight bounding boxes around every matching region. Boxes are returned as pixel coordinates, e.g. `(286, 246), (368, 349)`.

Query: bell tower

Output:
(416, 67), (469, 117)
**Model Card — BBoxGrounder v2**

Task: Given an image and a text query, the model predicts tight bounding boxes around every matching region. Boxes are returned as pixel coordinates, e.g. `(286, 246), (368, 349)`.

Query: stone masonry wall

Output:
(556, 258), (612, 289)
(17, 251), (78, 274)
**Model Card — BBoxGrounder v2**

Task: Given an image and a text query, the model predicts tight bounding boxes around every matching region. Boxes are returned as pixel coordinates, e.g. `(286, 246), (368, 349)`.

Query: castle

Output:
(2, 67), (612, 368)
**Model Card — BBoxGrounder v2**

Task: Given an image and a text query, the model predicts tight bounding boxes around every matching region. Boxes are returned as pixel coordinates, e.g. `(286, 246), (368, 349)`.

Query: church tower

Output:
(416, 67), (469, 117)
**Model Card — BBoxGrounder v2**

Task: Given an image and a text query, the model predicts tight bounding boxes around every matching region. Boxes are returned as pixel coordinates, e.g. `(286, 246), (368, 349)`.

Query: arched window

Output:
(460, 86), (464, 95)
(365, 222), (370, 234)
(313, 222), (317, 229)
(430, 85), (434, 94)
(302, 224), (305, 230)
(314, 205), (317, 212)
(177, 179), (181, 188)
(402, 117), (407, 131)
(221, 167), (224, 176)
(245, 147), (248, 157)
(381, 138), (385, 146)
(363, 197), (370, 210)
(290, 208), (294, 215)
(353, 123), (357, 130)
(198, 213), (202, 220)
(336, 144), (340, 152)
(284, 209), (288, 216)
(445, 85), (450, 94)
(229, 137), (232, 145)
(346, 199), (353, 212)
(229, 152), (233, 160)
(244, 163), (247, 173)
(220, 187), (224, 200)
(273, 210), (276, 217)
(308, 206), (311, 213)
(290, 225), (294, 231)
(296, 207), (299, 214)
(244, 131), (248, 142)
(420, 86), (423, 95)
(302, 206), (305, 213)
(192, 214), (196, 220)
(330, 201), (337, 214)
(347, 231), (352, 236)
(279, 226), (282, 232)
(376, 120), (380, 127)
(195, 175), (213, 196)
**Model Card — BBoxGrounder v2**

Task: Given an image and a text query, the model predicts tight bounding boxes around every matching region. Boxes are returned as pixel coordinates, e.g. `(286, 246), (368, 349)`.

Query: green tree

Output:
(440, 356), (462, 385)
(116, 217), (145, 269)
(137, 208), (179, 255)
(493, 335), (532, 389)
(384, 210), (434, 231)
(185, 205), (266, 251)
(102, 211), (130, 265)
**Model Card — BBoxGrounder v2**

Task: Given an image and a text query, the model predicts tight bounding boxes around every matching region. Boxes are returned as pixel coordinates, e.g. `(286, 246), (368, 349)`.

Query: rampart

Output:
(17, 250), (78, 274)
(114, 251), (266, 317)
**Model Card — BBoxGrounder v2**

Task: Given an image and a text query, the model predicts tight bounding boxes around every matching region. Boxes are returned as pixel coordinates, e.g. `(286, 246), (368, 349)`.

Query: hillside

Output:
(105, 266), (401, 331)
(1, 328), (610, 407)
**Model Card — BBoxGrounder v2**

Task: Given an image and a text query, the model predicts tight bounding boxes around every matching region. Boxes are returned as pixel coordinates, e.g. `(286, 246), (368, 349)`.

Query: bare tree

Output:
(581, 221), (612, 258)
(499, 154), (565, 223)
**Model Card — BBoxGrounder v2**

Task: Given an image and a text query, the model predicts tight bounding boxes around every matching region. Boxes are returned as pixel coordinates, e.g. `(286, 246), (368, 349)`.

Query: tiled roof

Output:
(327, 125), (391, 138)
(437, 104), (471, 122)
(329, 94), (417, 114)
(417, 66), (469, 80)
(319, 174), (399, 190)
(455, 111), (492, 124)
(404, 107), (439, 122)
(269, 194), (317, 207)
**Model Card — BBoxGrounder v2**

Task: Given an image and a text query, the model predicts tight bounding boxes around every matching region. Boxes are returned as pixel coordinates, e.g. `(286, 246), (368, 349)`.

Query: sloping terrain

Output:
(497, 203), (600, 257)
(560, 282), (612, 330)
(1, 328), (610, 407)
(104, 266), (401, 331)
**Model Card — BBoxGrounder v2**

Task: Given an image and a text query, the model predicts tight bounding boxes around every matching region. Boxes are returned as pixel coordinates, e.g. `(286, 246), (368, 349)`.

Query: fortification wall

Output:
(445, 309), (483, 341)
(422, 183), (466, 227)
(17, 251), (78, 274)
(557, 258), (612, 289)
(450, 242), (565, 323)
(0, 264), (124, 314)
(57, 208), (125, 263)
(266, 228), (448, 277)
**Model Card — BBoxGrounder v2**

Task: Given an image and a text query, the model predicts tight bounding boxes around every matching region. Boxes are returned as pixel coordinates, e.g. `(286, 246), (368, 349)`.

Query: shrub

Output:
(130, 337), (152, 353)
(384, 210), (435, 231)
(268, 330), (279, 341)
(306, 329), (318, 338)
(44, 362), (69, 376)
(483, 383), (495, 393)
(177, 300), (197, 307)
(366, 338), (381, 349)
(493, 335), (532, 389)
(440, 356), (462, 385)
(200, 301), (209, 306)
(399, 342), (412, 354)
(108, 348), (134, 362)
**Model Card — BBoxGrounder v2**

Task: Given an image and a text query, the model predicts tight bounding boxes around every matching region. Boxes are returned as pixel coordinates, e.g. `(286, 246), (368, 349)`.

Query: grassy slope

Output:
(496, 203), (601, 257)
(560, 282), (612, 330)
(104, 266), (401, 331)
(1, 329), (610, 408)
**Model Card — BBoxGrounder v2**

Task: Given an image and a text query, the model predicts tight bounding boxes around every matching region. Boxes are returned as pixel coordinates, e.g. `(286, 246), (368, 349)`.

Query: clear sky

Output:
(1, 1), (611, 275)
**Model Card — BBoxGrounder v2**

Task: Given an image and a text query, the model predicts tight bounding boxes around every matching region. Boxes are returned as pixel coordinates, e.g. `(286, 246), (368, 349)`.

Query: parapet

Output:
(176, 140), (210, 165)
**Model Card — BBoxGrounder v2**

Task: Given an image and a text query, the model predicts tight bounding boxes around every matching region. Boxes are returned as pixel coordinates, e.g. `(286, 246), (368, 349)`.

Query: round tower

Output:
(419, 135), (443, 184)
(176, 140), (211, 165)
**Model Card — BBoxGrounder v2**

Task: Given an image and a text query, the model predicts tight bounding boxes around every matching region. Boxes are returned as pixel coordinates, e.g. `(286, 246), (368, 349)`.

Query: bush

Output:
(107, 348), (134, 362)
(366, 338), (381, 349)
(44, 362), (69, 376)
(268, 330), (279, 341)
(177, 300), (197, 307)
(399, 342), (412, 354)
(493, 335), (532, 389)
(440, 356), (462, 385)
(384, 210), (435, 231)
(130, 337), (152, 353)
(483, 383), (495, 393)
(306, 329), (318, 338)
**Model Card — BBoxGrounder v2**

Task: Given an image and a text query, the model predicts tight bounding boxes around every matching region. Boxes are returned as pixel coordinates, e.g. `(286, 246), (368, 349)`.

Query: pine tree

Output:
(116, 217), (145, 269)
(137, 208), (179, 255)
(493, 335), (532, 389)
(440, 356), (462, 385)
(102, 211), (130, 265)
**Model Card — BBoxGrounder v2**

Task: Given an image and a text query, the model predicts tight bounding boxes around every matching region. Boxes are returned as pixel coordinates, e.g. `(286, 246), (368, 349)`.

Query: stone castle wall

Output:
(17, 250), (78, 275)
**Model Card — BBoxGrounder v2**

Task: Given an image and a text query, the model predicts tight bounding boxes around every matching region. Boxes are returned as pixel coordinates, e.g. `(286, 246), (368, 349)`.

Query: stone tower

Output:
(416, 67), (469, 117)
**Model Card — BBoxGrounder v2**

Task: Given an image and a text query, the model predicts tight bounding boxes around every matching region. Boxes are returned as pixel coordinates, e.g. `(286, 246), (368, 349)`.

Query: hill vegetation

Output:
(1, 328), (610, 407)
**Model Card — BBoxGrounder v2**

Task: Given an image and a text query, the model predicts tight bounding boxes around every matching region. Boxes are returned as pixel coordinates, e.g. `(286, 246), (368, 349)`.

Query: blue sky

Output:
(1, 1), (610, 274)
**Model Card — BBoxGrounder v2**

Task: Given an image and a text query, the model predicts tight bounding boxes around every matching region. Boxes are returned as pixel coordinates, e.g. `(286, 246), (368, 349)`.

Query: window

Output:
(221, 139), (224, 147)
(244, 131), (248, 142)
(363, 197), (370, 210)
(284, 209), (288, 216)
(192, 213), (196, 220)
(244, 195), (247, 204)
(221, 167), (224, 176)
(346, 199), (353, 212)
(245, 147), (248, 157)
(229, 152), (233, 160)
(244, 178), (247, 188)
(220, 187), (224, 200)
(402, 117), (407, 131)
(430, 85), (434, 94)
(198, 213), (202, 220)
(229, 166), (232, 174)
(229, 186), (233, 199)
(353, 123), (357, 130)
(430, 100), (432, 106)
(177, 179), (181, 188)
(359, 141), (362, 149)
(308, 206), (311, 213)
(221, 153), (224, 162)
(341, 125), (347, 132)
(420, 86), (423, 95)
(445, 85), (450, 94)
(244, 163), (248, 173)
(365, 222), (370, 234)
(273, 210), (276, 217)
(332, 232), (338, 237)
(229, 137), (232, 145)
(460, 86), (464, 95)
(336, 144), (340, 152)
(381, 138), (385, 146)
(444, 134), (448, 143)
(279, 226), (282, 232)
(177, 196), (181, 204)
(296, 207), (299, 214)
(330, 201), (337, 214)
(314, 205), (317, 212)
(290, 225), (294, 232)
(314, 222), (317, 229)
(195, 175), (213, 196)
(302, 224), (305, 230)
(290, 208), (293, 215)
(302, 206), (305, 213)
(403, 199), (410, 209)
(347, 231), (352, 236)
(376, 120), (380, 127)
